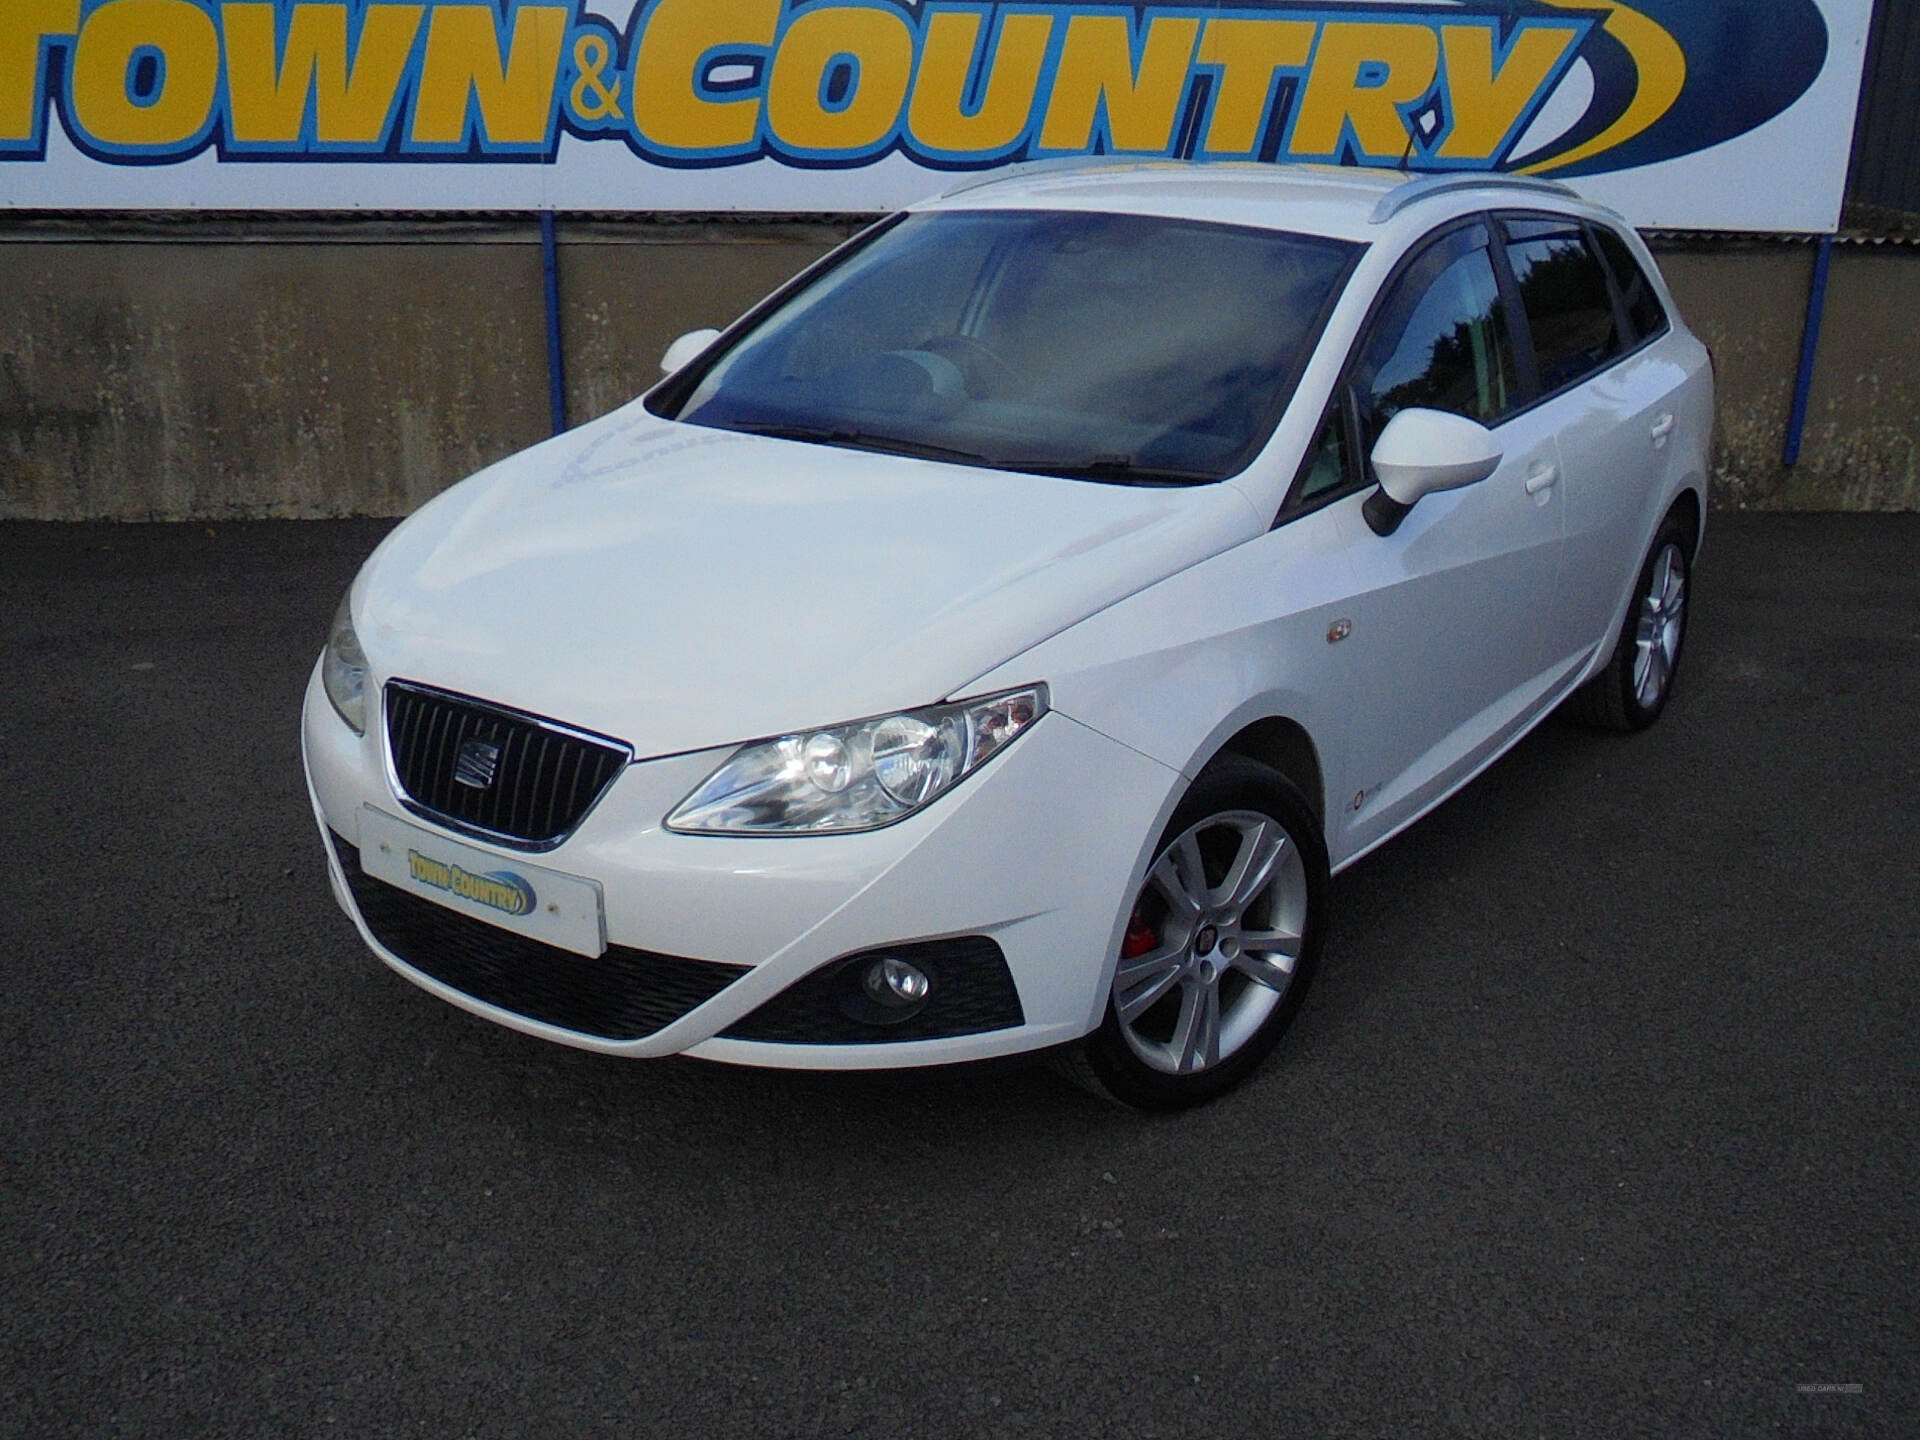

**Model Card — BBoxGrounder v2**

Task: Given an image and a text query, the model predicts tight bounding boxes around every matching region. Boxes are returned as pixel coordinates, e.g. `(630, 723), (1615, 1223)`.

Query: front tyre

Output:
(1074, 756), (1328, 1111)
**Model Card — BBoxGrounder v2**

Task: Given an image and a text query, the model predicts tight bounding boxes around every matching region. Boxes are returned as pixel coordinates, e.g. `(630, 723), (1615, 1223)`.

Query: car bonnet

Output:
(352, 401), (1263, 759)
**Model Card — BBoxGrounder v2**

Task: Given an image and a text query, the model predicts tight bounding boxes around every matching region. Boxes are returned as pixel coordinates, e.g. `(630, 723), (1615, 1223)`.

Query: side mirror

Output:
(1363, 408), (1503, 537)
(660, 328), (722, 377)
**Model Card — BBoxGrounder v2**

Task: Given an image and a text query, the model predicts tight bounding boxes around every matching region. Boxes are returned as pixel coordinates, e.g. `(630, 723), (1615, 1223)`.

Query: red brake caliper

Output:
(1121, 906), (1159, 959)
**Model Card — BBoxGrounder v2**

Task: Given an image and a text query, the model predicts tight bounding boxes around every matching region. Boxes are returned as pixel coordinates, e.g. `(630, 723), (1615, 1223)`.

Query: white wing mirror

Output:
(660, 328), (722, 376)
(1363, 408), (1503, 536)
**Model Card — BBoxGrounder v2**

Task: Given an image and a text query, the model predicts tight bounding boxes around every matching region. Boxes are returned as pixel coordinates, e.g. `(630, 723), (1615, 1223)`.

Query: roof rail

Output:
(935, 156), (1171, 201)
(1370, 173), (1581, 225)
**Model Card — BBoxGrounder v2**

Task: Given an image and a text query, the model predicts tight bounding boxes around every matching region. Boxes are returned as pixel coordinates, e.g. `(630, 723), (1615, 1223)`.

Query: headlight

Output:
(666, 685), (1047, 835)
(322, 594), (369, 735)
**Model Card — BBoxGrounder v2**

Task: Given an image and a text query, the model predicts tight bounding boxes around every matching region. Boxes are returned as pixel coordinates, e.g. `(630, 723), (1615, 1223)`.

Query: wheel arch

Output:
(1203, 716), (1327, 834)
(1668, 484), (1704, 557)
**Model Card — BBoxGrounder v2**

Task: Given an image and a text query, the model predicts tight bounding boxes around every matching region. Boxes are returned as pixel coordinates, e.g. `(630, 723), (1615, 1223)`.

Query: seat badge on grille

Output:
(453, 739), (502, 790)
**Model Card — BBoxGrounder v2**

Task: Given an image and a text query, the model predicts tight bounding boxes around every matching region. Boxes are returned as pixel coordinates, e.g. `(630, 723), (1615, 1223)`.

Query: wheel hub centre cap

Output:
(1195, 924), (1219, 955)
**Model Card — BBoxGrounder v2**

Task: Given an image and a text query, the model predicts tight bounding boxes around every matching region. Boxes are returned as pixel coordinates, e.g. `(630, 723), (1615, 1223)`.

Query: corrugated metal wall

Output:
(1850, 0), (1920, 214)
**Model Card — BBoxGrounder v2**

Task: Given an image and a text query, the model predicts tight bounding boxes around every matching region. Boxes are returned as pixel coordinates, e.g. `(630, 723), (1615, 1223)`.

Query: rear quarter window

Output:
(1593, 225), (1670, 344)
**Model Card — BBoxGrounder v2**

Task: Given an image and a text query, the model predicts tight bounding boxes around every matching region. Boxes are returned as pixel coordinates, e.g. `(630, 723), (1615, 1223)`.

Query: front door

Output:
(1326, 221), (1567, 860)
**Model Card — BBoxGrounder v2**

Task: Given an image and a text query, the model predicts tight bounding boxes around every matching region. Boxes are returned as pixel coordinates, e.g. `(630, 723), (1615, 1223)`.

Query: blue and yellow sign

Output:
(0, 0), (1874, 230)
(407, 847), (537, 916)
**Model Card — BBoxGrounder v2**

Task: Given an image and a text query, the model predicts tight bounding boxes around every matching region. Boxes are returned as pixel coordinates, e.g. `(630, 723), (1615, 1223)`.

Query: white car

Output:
(303, 163), (1711, 1109)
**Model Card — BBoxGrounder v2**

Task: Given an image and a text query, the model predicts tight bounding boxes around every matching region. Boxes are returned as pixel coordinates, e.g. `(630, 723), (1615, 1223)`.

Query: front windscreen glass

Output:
(654, 210), (1358, 486)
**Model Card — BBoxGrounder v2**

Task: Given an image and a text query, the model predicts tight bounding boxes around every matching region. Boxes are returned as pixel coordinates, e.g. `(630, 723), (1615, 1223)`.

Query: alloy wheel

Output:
(1633, 541), (1688, 709)
(1113, 810), (1309, 1075)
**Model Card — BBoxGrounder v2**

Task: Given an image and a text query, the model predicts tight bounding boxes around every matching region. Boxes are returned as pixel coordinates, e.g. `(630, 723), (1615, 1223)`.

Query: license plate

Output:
(358, 806), (606, 958)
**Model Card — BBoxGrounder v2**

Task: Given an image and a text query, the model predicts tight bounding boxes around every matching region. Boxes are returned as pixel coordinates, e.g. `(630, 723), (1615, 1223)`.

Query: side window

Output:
(1503, 219), (1622, 393)
(1592, 225), (1669, 343)
(1354, 224), (1519, 452)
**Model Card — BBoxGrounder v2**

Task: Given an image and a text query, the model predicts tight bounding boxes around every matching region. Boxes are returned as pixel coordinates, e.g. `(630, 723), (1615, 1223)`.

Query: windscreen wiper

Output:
(732, 422), (990, 467)
(1007, 455), (1216, 487)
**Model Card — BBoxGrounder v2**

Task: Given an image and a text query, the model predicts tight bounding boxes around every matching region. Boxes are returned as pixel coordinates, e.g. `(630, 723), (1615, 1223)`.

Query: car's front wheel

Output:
(1069, 756), (1328, 1110)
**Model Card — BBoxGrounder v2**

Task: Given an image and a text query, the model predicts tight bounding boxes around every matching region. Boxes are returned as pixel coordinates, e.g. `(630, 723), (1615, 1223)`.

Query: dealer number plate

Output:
(358, 806), (606, 958)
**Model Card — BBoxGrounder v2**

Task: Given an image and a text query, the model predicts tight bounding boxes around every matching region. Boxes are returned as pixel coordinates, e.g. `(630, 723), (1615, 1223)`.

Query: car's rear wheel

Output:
(1566, 510), (1694, 732)
(1066, 756), (1327, 1110)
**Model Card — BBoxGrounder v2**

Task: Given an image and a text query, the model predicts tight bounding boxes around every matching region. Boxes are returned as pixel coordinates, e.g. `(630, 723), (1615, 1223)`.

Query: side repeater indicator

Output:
(1327, 619), (1353, 644)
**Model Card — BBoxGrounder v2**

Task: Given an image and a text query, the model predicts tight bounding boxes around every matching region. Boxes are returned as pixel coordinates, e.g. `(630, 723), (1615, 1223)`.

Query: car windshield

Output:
(653, 209), (1358, 485)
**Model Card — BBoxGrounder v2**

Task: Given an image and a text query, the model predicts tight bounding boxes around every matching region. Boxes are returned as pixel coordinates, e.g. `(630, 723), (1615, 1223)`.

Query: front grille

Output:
(385, 681), (630, 850)
(331, 834), (747, 1041)
(721, 937), (1025, 1044)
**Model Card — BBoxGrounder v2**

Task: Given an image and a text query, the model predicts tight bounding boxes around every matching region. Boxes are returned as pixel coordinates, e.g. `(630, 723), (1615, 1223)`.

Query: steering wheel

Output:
(916, 333), (1018, 400)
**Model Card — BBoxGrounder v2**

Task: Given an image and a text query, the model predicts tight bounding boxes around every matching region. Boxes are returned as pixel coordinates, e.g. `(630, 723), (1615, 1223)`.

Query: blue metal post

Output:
(539, 210), (568, 436)
(1783, 235), (1834, 467)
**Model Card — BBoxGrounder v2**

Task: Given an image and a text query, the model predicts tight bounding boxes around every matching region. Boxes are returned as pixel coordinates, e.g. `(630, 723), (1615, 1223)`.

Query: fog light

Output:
(865, 956), (930, 1008)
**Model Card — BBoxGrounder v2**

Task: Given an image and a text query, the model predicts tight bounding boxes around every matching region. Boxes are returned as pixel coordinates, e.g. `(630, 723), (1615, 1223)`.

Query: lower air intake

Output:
(331, 834), (746, 1041)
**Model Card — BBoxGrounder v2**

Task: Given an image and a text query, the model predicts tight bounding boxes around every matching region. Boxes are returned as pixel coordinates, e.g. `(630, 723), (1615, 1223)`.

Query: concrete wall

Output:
(0, 219), (851, 521)
(1657, 241), (1920, 512)
(1, 219), (1914, 520)
(4, 239), (550, 519)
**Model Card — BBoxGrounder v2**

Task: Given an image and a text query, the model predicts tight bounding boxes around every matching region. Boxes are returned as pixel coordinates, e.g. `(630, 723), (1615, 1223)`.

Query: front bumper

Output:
(301, 663), (1183, 1068)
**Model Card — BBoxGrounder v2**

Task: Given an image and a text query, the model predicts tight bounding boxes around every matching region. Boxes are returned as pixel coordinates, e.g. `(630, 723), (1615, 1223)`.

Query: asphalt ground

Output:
(2, 513), (1915, 1439)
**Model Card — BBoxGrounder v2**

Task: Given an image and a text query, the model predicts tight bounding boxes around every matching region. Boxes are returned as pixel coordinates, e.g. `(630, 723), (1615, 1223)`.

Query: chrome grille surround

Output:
(382, 680), (632, 852)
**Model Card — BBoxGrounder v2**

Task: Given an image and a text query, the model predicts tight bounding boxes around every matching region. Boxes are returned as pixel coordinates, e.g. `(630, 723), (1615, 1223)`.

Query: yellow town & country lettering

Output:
(407, 849), (536, 917)
(2, 1), (1680, 174)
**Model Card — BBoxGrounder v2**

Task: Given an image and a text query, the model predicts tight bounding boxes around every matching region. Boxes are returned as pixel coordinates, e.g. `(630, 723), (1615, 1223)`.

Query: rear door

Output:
(1495, 215), (1688, 673)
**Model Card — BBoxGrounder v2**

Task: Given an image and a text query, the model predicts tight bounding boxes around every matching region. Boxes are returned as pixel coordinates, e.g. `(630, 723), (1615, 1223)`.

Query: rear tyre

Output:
(1565, 510), (1693, 732)
(1069, 756), (1328, 1111)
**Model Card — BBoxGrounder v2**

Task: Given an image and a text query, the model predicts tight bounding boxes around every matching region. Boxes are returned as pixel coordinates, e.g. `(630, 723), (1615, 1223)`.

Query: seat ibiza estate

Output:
(303, 163), (1712, 1108)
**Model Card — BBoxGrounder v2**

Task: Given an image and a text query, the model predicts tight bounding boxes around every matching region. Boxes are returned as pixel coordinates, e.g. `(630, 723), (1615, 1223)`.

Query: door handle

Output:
(1525, 464), (1558, 495)
(1650, 414), (1676, 442)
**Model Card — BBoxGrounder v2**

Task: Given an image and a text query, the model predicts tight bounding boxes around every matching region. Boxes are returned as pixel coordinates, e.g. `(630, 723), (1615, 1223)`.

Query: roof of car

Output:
(912, 160), (1588, 243)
